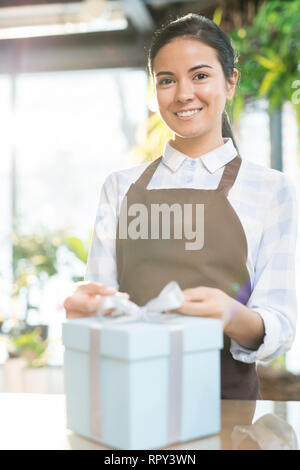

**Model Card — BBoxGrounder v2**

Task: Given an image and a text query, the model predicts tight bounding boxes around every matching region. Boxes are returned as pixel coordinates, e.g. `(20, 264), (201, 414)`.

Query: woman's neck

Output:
(170, 133), (225, 159)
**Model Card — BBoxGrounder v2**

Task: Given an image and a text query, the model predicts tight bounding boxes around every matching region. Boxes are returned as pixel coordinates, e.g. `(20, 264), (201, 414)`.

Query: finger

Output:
(177, 300), (213, 316)
(66, 310), (97, 319)
(64, 294), (103, 315)
(183, 286), (212, 301)
(75, 282), (117, 296)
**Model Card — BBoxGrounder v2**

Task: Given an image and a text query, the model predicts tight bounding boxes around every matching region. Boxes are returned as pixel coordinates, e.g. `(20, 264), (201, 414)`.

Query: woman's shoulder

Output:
(110, 160), (154, 182)
(240, 158), (295, 190)
(102, 159), (155, 198)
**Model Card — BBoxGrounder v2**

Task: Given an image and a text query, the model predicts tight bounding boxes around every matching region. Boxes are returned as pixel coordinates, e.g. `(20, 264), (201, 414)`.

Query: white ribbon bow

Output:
(97, 281), (184, 322)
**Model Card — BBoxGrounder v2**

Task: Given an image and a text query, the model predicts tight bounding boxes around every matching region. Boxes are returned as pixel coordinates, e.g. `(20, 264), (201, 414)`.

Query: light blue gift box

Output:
(62, 315), (223, 450)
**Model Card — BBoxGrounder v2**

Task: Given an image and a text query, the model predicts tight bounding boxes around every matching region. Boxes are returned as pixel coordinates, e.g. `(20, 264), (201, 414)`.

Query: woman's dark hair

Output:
(147, 13), (240, 152)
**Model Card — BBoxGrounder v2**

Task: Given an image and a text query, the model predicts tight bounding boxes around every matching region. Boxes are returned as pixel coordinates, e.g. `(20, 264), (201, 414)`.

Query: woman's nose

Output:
(175, 80), (194, 102)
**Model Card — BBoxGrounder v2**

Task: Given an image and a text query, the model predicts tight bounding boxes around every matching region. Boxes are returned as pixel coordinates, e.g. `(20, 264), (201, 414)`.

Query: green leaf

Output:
(254, 54), (275, 70)
(65, 236), (88, 263)
(212, 7), (223, 26)
(231, 93), (244, 123)
(258, 70), (279, 96)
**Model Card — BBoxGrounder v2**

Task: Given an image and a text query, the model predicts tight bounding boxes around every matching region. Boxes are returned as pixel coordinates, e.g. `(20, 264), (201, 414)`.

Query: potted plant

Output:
(7, 327), (49, 368)
(1, 226), (91, 391)
(0, 327), (50, 392)
(11, 228), (67, 338)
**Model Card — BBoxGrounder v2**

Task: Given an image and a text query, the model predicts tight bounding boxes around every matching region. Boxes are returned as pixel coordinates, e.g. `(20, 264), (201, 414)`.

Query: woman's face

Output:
(152, 38), (238, 140)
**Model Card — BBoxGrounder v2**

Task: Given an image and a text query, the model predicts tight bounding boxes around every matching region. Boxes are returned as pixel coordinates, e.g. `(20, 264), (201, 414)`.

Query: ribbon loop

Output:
(98, 281), (184, 322)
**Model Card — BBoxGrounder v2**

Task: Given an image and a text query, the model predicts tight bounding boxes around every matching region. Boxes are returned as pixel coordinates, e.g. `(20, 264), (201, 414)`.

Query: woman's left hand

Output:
(174, 286), (237, 327)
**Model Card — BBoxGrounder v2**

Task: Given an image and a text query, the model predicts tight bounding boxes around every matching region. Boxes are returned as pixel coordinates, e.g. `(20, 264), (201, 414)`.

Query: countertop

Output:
(0, 393), (299, 450)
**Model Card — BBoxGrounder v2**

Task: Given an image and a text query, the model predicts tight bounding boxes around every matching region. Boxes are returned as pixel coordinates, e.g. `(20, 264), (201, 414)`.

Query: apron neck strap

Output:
(134, 156), (163, 188)
(217, 155), (242, 196)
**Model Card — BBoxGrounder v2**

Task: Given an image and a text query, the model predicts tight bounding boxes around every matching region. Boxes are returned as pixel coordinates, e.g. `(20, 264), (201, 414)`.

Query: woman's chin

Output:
(161, 116), (208, 139)
(172, 129), (205, 139)
(165, 121), (206, 139)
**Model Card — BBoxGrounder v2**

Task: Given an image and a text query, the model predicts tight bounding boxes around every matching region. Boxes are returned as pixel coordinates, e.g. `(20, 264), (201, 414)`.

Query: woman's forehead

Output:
(153, 38), (219, 73)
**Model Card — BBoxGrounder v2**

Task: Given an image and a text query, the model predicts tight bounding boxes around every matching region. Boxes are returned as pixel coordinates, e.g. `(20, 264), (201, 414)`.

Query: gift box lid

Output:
(62, 315), (223, 361)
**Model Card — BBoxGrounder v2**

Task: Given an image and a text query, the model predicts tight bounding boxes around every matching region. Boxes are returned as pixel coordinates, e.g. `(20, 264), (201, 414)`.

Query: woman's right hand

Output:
(63, 281), (117, 319)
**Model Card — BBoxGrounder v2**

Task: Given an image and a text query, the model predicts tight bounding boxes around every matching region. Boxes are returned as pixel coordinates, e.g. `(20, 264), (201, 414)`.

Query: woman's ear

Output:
(226, 68), (239, 101)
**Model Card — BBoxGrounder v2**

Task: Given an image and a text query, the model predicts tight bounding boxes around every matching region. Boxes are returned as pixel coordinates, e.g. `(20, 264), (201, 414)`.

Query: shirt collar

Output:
(162, 137), (238, 174)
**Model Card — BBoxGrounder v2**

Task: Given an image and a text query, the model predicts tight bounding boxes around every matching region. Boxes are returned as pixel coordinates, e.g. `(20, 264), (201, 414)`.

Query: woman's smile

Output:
(174, 107), (203, 120)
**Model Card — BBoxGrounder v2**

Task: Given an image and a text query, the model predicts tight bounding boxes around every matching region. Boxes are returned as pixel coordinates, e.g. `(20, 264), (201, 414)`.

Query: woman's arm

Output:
(85, 173), (119, 288)
(177, 172), (298, 362)
(64, 173), (120, 318)
(223, 298), (265, 350)
(231, 173), (298, 363)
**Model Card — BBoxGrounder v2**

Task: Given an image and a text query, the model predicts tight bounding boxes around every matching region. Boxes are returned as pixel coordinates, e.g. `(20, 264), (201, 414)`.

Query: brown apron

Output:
(116, 155), (261, 400)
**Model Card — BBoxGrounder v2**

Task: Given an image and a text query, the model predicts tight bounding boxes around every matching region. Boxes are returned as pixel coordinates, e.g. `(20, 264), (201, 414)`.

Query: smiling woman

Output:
(65, 14), (298, 402)
(152, 39), (237, 156)
(148, 15), (239, 158)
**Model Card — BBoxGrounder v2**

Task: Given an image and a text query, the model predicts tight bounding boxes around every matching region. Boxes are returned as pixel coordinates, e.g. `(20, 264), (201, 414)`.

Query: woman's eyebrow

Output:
(155, 64), (213, 77)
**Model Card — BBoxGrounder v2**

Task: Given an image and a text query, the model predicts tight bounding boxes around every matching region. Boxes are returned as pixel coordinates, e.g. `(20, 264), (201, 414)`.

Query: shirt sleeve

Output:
(230, 172), (298, 363)
(84, 173), (119, 290)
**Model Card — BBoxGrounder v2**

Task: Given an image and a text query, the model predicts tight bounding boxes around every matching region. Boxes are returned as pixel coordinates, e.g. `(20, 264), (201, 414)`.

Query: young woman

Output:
(64, 14), (298, 400)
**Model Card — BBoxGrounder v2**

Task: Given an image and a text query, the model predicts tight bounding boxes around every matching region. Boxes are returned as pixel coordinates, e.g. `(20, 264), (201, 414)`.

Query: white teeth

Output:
(176, 109), (201, 117)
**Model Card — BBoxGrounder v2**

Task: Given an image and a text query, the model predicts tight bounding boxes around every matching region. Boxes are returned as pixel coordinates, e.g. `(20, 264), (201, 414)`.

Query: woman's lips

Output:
(174, 108), (203, 120)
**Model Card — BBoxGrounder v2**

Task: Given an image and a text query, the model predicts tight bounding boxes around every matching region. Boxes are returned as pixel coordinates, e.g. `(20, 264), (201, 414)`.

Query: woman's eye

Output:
(158, 78), (173, 86)
(158, 74), (207, 86)
(194, 73), (208, 80)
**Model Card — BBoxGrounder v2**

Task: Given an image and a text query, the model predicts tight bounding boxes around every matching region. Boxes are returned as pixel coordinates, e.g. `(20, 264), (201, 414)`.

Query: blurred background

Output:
(0, 0), (299, 400)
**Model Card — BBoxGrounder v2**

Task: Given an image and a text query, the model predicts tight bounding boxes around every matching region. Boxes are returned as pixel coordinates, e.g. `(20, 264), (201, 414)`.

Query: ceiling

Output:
(0, 0), (263, 74)
(0, 1), (82, 5)
(0, 0), (264, 36)
(0, 1), (218, 33)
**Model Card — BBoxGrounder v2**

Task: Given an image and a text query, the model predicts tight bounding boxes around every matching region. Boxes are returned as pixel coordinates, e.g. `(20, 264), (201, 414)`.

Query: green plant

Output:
(10, 228), (66, 329)
(12, 228), (64, 294)
(1, 328), (49, 368)
(63, 232), (92, 277)
(61, 231), (92, 282)
(230, 0), (300, 155)
(1, 227), (93, 366)
(10, 227), (92, 326)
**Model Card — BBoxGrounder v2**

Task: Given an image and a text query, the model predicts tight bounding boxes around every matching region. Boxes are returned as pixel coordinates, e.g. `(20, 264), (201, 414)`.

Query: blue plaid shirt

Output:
(85, 137), (298, 364)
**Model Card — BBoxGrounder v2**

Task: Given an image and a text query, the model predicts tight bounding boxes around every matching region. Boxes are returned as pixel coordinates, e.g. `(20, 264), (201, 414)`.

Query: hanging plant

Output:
(230, 0), (300, 157)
